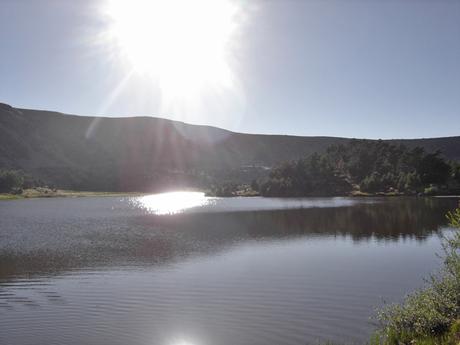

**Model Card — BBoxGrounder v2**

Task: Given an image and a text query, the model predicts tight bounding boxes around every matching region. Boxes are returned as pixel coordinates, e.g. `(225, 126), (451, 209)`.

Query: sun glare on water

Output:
(103, 0), (240, 96)
(135, 191), (212, 215)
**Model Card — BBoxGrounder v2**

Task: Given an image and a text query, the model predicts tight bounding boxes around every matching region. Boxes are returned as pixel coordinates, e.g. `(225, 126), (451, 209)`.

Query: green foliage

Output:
(361, 172), (396, 193)
(260, 140), (456, 197)
(0, 169), (24, 193)
(250, 179), (259, 192)
(447, 208), (460, 229)
(260, 152), (352, 197)
(377, 205), (460, 345)
(451, 163), (460, 185)
(424, 185), (440, 196)
(209, 182), (239, 197)
(418, 152), (452, 186)
(403, 171), (422, 192)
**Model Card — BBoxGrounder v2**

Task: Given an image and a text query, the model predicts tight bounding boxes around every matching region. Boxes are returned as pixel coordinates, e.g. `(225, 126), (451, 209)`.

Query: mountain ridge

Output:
(1, 103), (459, 191)
(16, 104), (460, 141)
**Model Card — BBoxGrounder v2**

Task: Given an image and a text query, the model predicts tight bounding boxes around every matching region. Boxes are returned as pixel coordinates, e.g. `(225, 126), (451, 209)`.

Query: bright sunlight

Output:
(103, 0), (240, 97)
(134, 191), (213, 215)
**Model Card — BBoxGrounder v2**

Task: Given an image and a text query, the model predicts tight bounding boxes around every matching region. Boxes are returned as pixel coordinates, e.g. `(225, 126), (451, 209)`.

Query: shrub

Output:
(361, 173), (383, 193)
(424, 185), (440, 196)
(0, 169), (24, 193)
(377, 204), (460, 344)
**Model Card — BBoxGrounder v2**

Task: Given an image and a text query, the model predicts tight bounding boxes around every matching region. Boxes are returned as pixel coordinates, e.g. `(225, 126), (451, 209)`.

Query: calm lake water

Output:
(0, 194), (459, 345)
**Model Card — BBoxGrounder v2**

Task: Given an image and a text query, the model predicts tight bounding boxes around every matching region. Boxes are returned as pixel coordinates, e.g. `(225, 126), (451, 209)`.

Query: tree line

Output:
(259, 140), (460, 197)
(0, 169), (47, 194)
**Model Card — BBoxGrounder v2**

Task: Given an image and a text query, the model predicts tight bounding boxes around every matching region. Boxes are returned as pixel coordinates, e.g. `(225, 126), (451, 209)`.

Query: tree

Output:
(361, 172), (383, 193)
(260, 141), (455, 197)
(451, 163), (460, 184)
(0, 169), (24, 193)
(418, 151), (451, 185)
(404, 171), (422, 192)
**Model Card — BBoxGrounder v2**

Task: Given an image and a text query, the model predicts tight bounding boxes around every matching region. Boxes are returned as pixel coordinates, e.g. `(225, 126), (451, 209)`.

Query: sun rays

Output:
(101, 0), (240, 100)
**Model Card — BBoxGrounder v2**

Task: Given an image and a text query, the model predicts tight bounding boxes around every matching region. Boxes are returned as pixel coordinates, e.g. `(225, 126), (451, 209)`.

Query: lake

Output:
(0, 194), (458, 345)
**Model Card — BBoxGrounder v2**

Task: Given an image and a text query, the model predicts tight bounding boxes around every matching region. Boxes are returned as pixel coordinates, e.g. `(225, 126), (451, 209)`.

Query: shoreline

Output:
(2, 188), (459, 201)
(0, 188), (143, 200)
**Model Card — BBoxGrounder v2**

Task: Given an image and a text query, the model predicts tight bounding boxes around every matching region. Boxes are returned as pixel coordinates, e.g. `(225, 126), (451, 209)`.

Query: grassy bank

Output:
(375, 206), (460, 345)
(0, 187), (142, 200)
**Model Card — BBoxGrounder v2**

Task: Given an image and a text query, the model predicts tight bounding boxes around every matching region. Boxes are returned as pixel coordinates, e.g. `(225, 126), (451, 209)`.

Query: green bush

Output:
(377, 205), (460, 344)
(361, 173), (382, 193)
(0, 169), (24, 193)
(424, 185), (440, 196)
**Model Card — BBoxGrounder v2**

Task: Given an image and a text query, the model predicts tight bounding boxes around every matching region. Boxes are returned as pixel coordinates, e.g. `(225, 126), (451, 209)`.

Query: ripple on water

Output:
(0, 195), (458, 345)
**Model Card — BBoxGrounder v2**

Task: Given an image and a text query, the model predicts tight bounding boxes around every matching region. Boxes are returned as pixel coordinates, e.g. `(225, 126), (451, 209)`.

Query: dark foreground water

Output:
(0, 194), (458, 345)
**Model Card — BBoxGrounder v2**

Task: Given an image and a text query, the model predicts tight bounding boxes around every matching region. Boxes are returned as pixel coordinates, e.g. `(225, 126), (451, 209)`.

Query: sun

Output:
(102, 0), (240, 97)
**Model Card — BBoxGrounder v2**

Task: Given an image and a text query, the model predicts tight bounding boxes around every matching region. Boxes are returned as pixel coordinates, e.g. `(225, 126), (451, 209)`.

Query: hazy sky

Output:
(0, 0), (459, 139)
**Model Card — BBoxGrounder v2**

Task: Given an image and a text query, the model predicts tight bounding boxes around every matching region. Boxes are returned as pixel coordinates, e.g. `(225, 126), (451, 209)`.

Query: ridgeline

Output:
(1, 102), (460, 194)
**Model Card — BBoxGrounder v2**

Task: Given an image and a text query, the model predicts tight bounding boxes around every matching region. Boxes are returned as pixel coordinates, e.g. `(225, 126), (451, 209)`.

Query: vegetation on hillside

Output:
(0, 168), (56, 194)
(259, 140), (460, 197)
(376, 205), (460, 345)
(0, 169), (25, 193)
(0, 169), (145, 199)
(2, 104), (460, 193)
(3, 139), (460, 198)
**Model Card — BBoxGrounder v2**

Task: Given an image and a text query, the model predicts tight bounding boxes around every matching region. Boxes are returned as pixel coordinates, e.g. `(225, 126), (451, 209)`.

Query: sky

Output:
(0, 0), (459, 139)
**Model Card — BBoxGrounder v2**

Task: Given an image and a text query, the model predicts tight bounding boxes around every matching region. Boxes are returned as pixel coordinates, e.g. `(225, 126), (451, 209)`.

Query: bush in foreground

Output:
(377, 206), (460, 345)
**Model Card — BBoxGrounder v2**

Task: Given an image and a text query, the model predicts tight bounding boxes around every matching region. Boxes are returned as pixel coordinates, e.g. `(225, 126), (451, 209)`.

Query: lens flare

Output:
(102, 0), (240, 97)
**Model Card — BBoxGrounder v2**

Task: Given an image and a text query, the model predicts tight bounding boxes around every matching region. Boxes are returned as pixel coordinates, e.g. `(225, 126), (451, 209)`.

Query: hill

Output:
(1, 102), (459, 191)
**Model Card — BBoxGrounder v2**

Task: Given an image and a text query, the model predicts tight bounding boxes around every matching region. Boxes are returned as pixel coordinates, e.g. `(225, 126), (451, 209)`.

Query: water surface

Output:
(0, 194), (458, 345)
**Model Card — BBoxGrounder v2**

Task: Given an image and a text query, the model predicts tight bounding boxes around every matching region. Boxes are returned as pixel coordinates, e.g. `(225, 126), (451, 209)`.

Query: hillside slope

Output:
(1, 103), (459, 191)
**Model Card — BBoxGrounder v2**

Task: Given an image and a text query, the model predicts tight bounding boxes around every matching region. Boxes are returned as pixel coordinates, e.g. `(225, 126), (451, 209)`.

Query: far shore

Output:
(2, 187), (459, 201)
(0, 188), (144, 200)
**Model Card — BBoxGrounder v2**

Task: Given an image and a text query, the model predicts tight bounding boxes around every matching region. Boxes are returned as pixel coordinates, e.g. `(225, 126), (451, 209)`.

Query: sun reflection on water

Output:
(134, 191), (213, 215)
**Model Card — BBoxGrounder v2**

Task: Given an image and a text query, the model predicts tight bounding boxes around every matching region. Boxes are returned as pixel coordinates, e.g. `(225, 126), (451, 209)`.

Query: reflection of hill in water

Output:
(141, 197), (456, 242)
(0, 197), (458, 280)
